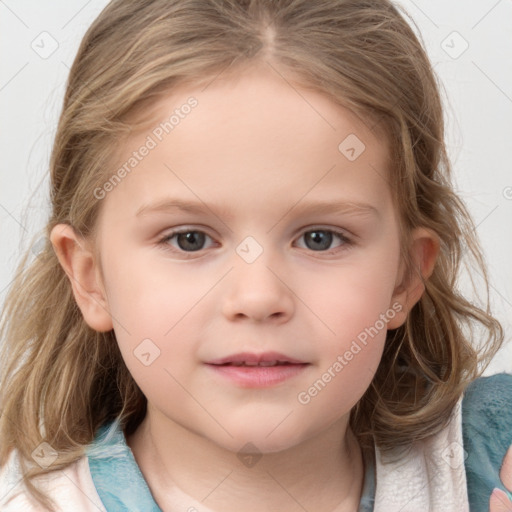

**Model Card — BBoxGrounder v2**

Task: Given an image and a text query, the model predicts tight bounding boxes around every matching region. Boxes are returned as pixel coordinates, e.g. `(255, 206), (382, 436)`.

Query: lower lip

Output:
(205, 363), (309, 388)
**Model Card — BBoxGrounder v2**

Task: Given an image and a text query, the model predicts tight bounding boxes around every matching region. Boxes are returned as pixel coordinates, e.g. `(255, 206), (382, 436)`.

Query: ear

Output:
(387, 227), (440, 329)
(50, 224), (113, 332)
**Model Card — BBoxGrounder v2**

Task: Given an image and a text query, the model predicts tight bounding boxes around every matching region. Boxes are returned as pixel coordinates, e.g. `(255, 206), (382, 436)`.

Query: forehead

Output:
(162, 63), (387, 153)
(100, 62), (393, 221)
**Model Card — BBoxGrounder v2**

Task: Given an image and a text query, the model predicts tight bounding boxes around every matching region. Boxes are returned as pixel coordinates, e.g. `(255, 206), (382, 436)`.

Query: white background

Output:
(1, 1), (511, 373)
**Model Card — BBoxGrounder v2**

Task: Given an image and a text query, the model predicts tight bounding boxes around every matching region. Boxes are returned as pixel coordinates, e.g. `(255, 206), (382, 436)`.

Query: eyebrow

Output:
(135, 198), (379, 219)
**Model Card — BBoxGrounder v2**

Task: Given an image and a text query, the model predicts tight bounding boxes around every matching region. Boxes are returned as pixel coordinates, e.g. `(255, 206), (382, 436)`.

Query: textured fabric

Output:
(462, 372), (512, 511)
(373, 393), (469, 511)
(0, 453), (105, 511)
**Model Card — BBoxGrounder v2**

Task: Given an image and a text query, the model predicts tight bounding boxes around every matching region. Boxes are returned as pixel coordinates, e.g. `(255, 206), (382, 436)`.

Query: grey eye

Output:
(174, 231), (207, 251)
(303, 230), (334, 251)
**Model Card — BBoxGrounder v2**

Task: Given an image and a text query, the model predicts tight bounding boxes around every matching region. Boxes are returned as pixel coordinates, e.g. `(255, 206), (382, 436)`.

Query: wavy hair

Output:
(0, 0), (503, 509)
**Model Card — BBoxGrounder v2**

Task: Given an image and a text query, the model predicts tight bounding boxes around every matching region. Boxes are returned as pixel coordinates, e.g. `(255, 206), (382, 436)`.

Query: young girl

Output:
(0, 0), (511, 511)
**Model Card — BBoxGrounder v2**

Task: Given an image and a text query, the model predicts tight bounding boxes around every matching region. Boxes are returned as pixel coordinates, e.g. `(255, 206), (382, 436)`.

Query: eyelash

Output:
(157, 227), (354, 258)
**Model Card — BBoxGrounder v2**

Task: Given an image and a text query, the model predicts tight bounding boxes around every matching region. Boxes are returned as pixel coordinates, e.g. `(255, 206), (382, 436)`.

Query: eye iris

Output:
(177, 231), (205, 251)
(305, 230), (332, 251)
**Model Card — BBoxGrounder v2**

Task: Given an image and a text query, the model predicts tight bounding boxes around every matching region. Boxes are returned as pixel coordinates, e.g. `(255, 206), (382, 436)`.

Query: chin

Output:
(213, 423), (313, 456)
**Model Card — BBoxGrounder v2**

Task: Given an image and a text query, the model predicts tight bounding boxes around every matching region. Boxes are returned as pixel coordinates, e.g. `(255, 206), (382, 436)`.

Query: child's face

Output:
(84, 63), (414, 452)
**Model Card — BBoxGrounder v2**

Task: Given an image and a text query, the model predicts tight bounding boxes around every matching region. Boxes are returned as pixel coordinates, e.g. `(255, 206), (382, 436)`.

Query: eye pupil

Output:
(177, 231), (205, 251)
(305, 230), (333, 251)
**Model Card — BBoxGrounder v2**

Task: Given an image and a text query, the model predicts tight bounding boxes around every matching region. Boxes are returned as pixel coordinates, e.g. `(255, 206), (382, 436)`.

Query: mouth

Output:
(205, 351), (307, 366)
(214, 361), (299, 367)
(205, 352), (310, 387)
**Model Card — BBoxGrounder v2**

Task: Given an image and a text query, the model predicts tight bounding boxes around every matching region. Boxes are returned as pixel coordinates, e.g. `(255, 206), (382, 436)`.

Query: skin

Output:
(490, 446), (512, 511)
(51, 61), (439, 511)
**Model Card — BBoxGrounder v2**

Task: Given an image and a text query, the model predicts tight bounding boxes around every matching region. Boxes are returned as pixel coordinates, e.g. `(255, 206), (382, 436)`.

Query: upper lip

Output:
(205, 351), (307, 365)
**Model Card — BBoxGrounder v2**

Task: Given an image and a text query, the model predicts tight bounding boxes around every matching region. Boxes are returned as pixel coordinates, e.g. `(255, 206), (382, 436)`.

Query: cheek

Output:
(304, 254), (400, 345)
(100, 250), (202, 391)
(293, 251), (399, 413)
(295, 324), (387, 427)
(103, 247), (213, 338)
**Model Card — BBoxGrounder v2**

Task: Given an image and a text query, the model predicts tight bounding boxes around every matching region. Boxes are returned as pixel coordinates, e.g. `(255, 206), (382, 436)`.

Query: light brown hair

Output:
(0, 0), (503, 509)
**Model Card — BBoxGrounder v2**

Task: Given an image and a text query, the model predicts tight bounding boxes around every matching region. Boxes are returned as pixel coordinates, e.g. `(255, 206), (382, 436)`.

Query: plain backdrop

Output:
(1, 0), (511, 373)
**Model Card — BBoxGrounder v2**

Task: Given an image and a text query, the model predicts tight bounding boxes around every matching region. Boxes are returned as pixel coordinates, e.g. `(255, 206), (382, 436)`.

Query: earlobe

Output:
(50, 224), (113, 332)
(387, 227), (440, 329)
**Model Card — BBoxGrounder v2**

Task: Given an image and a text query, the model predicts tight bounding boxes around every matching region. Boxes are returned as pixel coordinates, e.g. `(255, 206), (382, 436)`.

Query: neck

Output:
(127, 407), (364, 512)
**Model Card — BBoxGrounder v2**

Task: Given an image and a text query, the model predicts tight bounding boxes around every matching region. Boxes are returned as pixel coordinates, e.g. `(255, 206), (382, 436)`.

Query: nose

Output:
(221, 252), (295, 324)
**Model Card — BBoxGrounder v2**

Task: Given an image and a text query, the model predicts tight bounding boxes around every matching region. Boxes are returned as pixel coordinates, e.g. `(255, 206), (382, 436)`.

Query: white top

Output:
(373, 399), (469, 511)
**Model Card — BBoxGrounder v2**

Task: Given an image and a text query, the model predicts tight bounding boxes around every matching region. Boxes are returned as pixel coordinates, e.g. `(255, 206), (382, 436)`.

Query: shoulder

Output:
(0, 448), (105, 511)
(463, 372), (512, 412)
(462, 372), (512, 511)
(462, 372), (512, 446)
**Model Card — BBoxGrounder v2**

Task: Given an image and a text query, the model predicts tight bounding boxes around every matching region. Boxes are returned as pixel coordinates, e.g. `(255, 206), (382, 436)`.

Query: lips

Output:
(205, 351), (310, 388)
(220, 361), (291, 367)
(205, 351), (306, 366)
